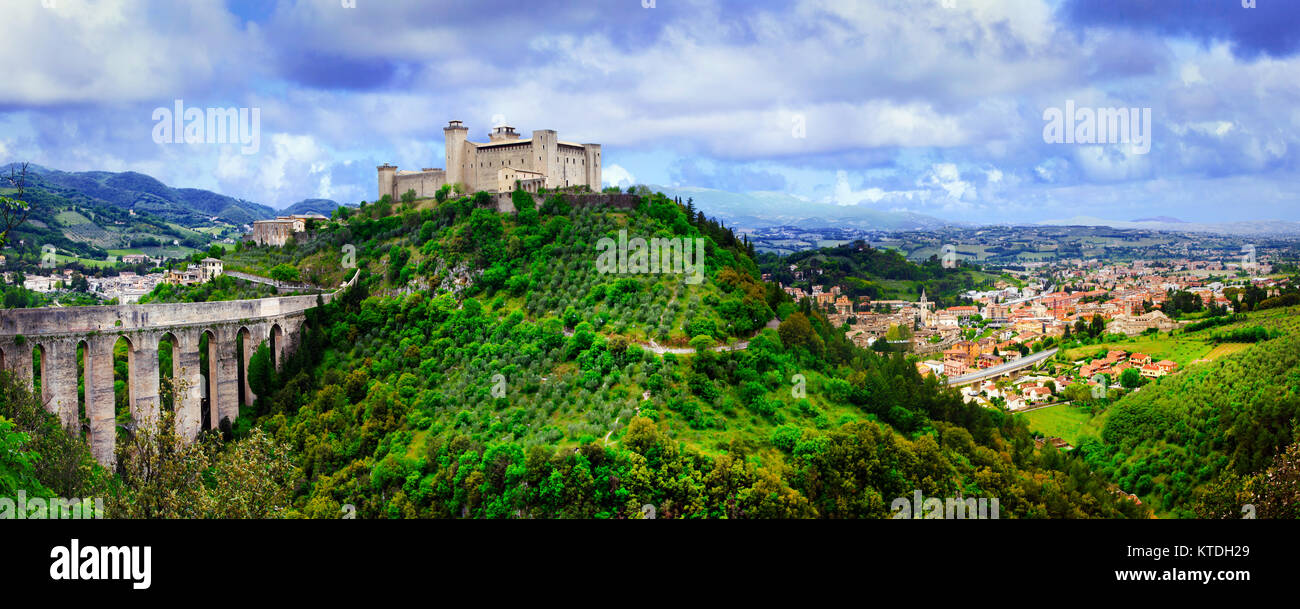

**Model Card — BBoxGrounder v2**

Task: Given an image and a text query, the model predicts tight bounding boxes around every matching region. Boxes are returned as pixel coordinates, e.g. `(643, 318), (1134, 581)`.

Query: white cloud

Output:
(2, 0), (1299, 223)
(0, 1), (256, 105)
(603, 164), (637, 188)
(918, 163), (976, 200)
(830, 170), (887, 206)
(1180, 63), (1206, 86)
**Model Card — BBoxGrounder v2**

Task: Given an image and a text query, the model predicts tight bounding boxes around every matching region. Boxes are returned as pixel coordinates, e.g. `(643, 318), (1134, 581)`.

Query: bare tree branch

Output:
(1, 162), (33, 250)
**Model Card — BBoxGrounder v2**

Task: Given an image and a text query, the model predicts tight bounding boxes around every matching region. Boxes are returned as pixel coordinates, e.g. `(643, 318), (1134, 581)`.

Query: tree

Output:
(109, 410), (211, 518)
(247, 342), (276, 400)
(1089, 314), (1105, 338)
(1063, 383), (1092, 403)
(0, 417), (44, 497)
(269, 263), (300, 283)
(69, 273), (90, 293)
(511, 184), (536, 212)
(0, 371), (105, 500)
(0, 162), (32, 250)
(689, 335), (716, 353)
(778, 312), (823, 355)
(387, 245), (410, 282)
(1119, 367), (1143, 389)
(109, 410), (297, 518)
(885, 324), (912, 342)
(1196, 442), (1300, 519)
(419, 220), (437, 244)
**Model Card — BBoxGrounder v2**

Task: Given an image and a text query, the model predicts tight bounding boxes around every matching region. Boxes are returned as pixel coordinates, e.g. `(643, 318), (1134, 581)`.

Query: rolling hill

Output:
(0, 163), (283, 262)
(280, 198), (349, 217)
(5, 163), (276, 227)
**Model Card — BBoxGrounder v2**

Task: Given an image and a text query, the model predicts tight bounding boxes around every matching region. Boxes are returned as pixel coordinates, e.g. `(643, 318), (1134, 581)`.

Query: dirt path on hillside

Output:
(565, 317), (781, 355)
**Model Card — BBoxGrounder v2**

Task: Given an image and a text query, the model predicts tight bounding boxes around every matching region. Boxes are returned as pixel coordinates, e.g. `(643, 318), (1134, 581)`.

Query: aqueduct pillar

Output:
(1, 292), (332, 467)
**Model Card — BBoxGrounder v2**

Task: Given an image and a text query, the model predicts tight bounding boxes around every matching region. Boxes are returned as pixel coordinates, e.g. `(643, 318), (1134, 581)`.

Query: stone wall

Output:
(0, 294), (326, 336)
(487, 192), (641, 214)
(251, 220), (295, 246)
(392, 169), (447, 201)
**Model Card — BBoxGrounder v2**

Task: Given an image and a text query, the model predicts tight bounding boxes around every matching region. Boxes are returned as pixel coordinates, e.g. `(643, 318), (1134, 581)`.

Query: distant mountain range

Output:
(11, 164), (1294, 238)
(5, 163), (277, 227)
(3, 164), (356, 227)
(1131, 216), (1187, 224)
(657, 183), (1300, 236)
(1038, 215), (1300, 236)
(649, 185), (956, 231)
(281, 198), (350, 217)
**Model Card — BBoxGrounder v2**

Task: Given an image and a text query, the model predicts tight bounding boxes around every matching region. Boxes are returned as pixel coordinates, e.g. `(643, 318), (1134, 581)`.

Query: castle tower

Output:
(583, 144), (602, 191)
(444, 120), (469, 191)
(489, 125), (521, 143)
(531, 129), (557, 187)
(377, 164), (397, 203)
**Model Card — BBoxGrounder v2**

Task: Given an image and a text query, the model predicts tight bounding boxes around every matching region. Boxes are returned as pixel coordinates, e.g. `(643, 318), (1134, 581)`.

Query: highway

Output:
(945, 347), (1059, 386)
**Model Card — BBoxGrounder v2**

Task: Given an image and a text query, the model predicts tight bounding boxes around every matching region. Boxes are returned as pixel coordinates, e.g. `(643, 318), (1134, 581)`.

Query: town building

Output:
(200, 257), (224, 282)
(1107, 310), (1180, 336)
(249, 213), (327, 247)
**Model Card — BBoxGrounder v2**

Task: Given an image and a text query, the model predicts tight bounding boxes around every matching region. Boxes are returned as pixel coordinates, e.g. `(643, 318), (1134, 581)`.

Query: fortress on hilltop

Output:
(378, 120), (602, 202)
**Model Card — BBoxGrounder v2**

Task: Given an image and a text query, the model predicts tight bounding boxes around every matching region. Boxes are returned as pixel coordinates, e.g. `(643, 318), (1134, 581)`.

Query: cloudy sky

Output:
(3, 0), (1298, 223)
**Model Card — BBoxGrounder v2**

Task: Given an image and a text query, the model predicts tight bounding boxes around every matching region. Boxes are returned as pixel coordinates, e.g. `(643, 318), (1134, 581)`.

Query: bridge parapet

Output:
(0, 293), (328, 338)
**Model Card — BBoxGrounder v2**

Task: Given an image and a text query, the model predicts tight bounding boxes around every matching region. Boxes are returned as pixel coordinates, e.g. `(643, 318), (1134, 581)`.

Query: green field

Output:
(55, 210), (94, 225)
(1063, 335), (1214, 367)
(52, 253), (119, 268)
(1020, 404), (1108, 446)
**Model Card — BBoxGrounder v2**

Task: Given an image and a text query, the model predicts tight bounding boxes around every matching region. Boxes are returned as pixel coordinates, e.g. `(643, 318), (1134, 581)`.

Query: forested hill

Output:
(1081, 307), (1300, 515)
(280, 198), (346, 217)
(3, 187), (1148, 519)
(5, 163), (275, 226)
(1079, 306), (1300, 518)
(758, 241), (996, 307)
(0, 163), (273, 263)
(211, 188), (1144, 518)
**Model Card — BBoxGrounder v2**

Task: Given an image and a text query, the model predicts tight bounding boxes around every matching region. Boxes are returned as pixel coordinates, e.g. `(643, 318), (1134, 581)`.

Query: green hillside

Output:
(0, 164), (266, 267)
(1077, 306), (1300, 517)
(280, 198), (348, 217)
(7, 164), (275, 226)
(758, 241), (993, 307)
(212, 189), (1144, 518)
(0, 187), (1158, 518)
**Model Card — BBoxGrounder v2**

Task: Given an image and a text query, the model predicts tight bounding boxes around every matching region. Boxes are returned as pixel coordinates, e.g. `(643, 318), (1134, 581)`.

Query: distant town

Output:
(772, 241), (1290, 429)
(2, 212), (327, 304)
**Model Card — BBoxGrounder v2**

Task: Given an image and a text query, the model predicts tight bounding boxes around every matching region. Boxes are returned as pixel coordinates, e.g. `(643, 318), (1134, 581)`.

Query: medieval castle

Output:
(377, 120), (602, 202)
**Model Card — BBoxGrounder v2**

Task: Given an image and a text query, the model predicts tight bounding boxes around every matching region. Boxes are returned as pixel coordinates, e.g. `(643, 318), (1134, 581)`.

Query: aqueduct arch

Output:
(0, 293), (334, 468)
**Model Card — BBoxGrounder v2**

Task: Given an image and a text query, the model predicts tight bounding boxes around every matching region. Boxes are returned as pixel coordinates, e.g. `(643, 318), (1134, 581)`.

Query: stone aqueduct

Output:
(0, 292), (337, 467)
